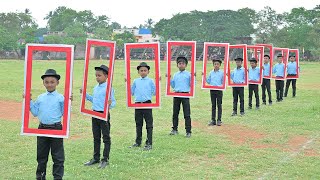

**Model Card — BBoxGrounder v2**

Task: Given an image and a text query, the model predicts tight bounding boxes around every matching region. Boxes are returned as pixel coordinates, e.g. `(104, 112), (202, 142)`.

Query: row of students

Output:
(27, 54), (298, 179)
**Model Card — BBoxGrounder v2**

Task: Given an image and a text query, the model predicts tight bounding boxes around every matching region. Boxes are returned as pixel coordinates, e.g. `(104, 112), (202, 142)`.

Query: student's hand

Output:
(22, 93), (32, 99)
(201, 72), (204, 76)
(194, 72), (197, 77)
(261, 66), (265, 70)
(159, 76), (161, 81)
(70, 94), (73, 101)
(165, 73), (171, 78)
(79, 88), (83, 94)
(108, 100), (112, 105)
(124, 77), (127, 82)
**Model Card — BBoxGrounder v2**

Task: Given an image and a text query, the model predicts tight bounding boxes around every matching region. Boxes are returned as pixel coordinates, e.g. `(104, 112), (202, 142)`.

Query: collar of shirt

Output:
(139, 76), (149, 80)
(46, 90), (58, 95)
(98, 82), (107, 87)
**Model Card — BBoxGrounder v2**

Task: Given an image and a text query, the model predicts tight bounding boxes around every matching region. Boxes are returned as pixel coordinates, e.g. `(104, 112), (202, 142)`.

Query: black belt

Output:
(287, 74), (296, 76)
(135, 100), (152, 104)
(176, 92), (189, 93)
(94, 110), (104, 113)
(40, 122), (61, 128)
(276, 76), (284, 78)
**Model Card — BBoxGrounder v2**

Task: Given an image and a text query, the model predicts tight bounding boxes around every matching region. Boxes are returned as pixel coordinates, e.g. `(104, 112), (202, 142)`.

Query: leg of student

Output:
(92, 117), (101, 161)
(210, 90), (217, 123)
(172, 97), (181, 131)
(135, 109), (144, 145)
(217, 91), (223, 121)
(284, 79), (292, 97)
(182, 98), (191, 133)
(50, 124), (64, 180)
(275, 80), (280, 101)
(292, 79), (297, 97)
(239, 87), (245, 113)
(36, 136), (50, 179)
(266, 79), (272, 103)
(261, 79), (267, 103)
(254, 85), (260, 107)
(248, 84), (253, 108)
(144, 109), (153, 145)
(279, 80), (284, 100)
(101, 113), (111, 162)
(232, 87), (238, 114)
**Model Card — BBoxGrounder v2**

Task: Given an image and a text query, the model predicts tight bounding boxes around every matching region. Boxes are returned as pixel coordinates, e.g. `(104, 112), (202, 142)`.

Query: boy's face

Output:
(177, 61), (187, 71)
(263, 57), (270, 63)
(95, 70), (107, 84)
(250, 61), (257, 68)
(236, 60), (242, 67)
(43, 76), (59, 92)
(277, 57), (283, 63)
(290, 57), (295, 62)
(138, 67), (149, 78)
(213, 61), (221, 70)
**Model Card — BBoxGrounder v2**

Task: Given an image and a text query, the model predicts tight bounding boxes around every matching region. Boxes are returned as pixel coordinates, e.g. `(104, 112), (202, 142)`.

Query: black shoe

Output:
(284, 95), (287, 97)
(240, 112), (245, 116)
(276, 100), (280, 102)
(262, 102), (266, 105)
(169, 130), (178, 135)
(98, 160), (109, 169)
(217, 121), (222, 126)
(84, 159), (100, 166)
(248, 106), (252, 110)
(208, 121), (216, 126)
(186, 133), (192, 138)
(256, 107), (260, 110)
(231, 112), (237, 116)
(269, 102), (272, 105)
(143, 144), (152, 151)
(129, 143), (141, 148)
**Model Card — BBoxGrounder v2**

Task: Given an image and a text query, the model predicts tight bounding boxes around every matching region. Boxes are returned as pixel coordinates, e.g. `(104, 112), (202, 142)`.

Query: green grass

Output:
(0, 60), (319, 179)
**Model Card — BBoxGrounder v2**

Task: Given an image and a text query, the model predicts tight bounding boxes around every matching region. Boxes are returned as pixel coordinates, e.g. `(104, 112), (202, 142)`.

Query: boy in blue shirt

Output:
(248, 58), (260, 110)
(28, 69), (69, 180)
(206, 56), (224, 126)
(169, 56), (192, 137)
(261, 55), (272, 105)
(284, 54), (298, 97)
(82, 65), (116, 169)
(129, 62), (156, 150)
(273, 54), (285, 102)
(231, 57), (246, 116)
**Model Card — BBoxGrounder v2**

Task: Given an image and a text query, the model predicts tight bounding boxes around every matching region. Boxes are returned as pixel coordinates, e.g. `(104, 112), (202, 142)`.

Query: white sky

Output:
(0, 0), (318, 28)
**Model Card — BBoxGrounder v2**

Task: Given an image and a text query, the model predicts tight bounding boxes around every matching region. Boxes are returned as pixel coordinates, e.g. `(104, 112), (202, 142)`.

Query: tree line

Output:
(0, 5), (320, 59)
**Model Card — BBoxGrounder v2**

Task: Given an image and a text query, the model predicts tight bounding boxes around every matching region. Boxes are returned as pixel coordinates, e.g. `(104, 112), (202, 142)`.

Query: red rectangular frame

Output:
(166, 41), (196, 97)
(125, 42), (161, 108)
(80, 39), (116, 121)
(256, 44), (273, 79)
(227, 44), (248, 87)
(287, 49), (300, 79)
(273, 47), (289, 80)
(247, 45), (264, 85)
(21, 44), (74, 138)
(201, 42), (229, 90)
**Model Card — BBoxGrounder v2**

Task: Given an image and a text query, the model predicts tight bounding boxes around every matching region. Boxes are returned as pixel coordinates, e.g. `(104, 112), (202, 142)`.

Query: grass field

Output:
(0, 60), (319, 179)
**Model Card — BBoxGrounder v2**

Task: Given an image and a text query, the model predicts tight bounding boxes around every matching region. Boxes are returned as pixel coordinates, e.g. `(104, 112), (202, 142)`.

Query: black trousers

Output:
(285, 75), (297, 97)
(36, 123), (64, 180)
(172, 97), (192, 133)
(92, 112), (111, 162)
(135, 101), (153, 145)
(248, 84), (260, 108)
(275, 80), (284, 101)
(261, 78), (272, 103)
(210, 90), (223, 122)
(232, 87), (244, 113)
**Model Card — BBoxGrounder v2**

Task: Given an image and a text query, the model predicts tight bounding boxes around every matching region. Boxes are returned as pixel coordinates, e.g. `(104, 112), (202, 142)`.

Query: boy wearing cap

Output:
(169, 56), (193, 137)
(206, 56), (224, 126)
(248, 58), (260, 110)
(27, 69), (70, 180)
(261, 55), (272, 105)
(230, 57), (246, 116)
(129, 62), (156, 150)
(284, 54), (298, 97)
(82, 65), (116, 169)
(273, 54), (285, 102)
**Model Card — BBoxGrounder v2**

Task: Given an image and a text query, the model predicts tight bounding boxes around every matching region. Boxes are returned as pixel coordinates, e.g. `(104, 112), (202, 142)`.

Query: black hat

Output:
(234, 57), (243, 61)
(212, 55), (222, 64)
(264, 54), (270, 58)
(277, 54), (283, 57)
(176, 56), (188, 65)
(41, 69), (60, 80)
(249, 57), (257, 63)
(289, 54), (295, 58)
(137, 62), (150, 70)
(95, 65), (109, 75)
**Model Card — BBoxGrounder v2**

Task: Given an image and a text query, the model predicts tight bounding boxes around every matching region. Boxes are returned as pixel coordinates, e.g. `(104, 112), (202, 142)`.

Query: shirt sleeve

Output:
(60, 96), (64, 115)
(151, 79), (156, 96)
(206, 73), (211, 84)
(131, 80), (136, 96)
(272, 65), (276, 74)
(85, 93), (93, 102)
(109, 87), (116, 109)
(230, 71), (234, 81)
(170, 74), (175, 88)
(30, 99), (39, 117)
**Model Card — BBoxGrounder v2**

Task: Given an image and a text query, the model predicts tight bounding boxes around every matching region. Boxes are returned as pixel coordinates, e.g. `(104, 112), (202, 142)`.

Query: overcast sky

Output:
(0, 0), (318, 28)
